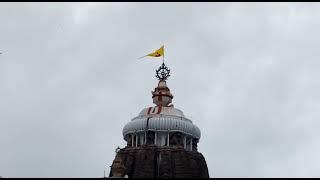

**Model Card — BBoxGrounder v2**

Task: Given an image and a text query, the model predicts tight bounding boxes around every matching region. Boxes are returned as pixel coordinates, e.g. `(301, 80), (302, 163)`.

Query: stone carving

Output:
(109, 146), (209, 178)
(146, 131), (155, 145)
(169, 132), (184, 148)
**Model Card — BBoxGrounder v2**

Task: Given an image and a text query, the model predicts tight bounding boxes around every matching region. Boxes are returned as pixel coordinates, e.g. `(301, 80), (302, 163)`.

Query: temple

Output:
(109, 63), (209, 178)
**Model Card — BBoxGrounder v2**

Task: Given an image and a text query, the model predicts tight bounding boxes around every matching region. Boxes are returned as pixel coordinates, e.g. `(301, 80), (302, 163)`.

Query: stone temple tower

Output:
(109, 63), (209, 178)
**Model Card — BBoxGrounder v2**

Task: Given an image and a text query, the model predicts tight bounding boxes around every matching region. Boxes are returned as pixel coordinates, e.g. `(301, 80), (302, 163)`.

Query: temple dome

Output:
(123, 106), (201, 139)
(122, 64), (201, 148)
(138, 106), (185, 118)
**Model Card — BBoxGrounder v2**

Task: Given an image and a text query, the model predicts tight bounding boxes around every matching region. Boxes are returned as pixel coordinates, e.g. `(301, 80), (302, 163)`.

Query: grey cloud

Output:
(0, 2), (320, 178)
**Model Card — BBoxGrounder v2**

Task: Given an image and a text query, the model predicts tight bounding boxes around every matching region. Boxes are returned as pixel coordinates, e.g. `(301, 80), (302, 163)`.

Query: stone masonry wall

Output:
(109, 145), (209, 178)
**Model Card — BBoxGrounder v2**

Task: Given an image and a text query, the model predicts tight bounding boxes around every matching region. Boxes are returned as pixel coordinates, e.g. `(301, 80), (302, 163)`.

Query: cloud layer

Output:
(0, 2), (320, 177)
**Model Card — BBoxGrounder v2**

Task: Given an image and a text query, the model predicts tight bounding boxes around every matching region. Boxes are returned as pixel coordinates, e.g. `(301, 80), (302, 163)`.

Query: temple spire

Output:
(152, 63), (173, 107)
(109, 52), (209, 178)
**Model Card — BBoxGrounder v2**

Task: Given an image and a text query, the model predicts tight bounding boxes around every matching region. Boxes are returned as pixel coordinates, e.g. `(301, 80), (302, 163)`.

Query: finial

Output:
(155, 62), (170, 81)
(152, 63), (173, 107)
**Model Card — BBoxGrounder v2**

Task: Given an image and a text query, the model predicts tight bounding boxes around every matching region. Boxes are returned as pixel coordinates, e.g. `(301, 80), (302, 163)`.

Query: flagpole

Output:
(162, 54), (164, 64)
(162, 45), (165, 64)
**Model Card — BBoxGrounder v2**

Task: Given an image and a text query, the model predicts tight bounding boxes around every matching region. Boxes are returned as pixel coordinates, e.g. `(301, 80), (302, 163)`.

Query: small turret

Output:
(152, 80), (173, 107)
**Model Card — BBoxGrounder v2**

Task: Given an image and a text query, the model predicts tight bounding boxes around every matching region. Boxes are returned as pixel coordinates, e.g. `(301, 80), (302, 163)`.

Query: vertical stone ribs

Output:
(110, 146), (209, 178)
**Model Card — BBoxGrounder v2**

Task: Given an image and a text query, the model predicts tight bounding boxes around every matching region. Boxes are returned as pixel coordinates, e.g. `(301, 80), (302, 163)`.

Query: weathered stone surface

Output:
(109, 145), (209, 178)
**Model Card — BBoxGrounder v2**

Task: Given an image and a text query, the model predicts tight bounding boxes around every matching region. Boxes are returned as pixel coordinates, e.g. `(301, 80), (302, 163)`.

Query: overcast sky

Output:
(1, 2), (320, 178)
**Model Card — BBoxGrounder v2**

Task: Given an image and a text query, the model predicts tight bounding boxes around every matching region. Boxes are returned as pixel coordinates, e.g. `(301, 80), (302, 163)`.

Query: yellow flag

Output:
(140, 46), (164, 59)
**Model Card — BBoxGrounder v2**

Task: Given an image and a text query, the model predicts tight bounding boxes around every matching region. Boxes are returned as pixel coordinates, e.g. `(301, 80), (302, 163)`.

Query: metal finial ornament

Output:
(155, 62), (170, 81)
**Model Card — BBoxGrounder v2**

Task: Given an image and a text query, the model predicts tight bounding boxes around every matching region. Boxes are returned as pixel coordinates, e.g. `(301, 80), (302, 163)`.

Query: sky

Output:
(0, 2), (320, 178)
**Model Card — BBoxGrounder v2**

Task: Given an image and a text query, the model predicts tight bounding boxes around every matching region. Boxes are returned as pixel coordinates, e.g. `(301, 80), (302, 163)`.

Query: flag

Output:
(140, 45), (164, 59)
